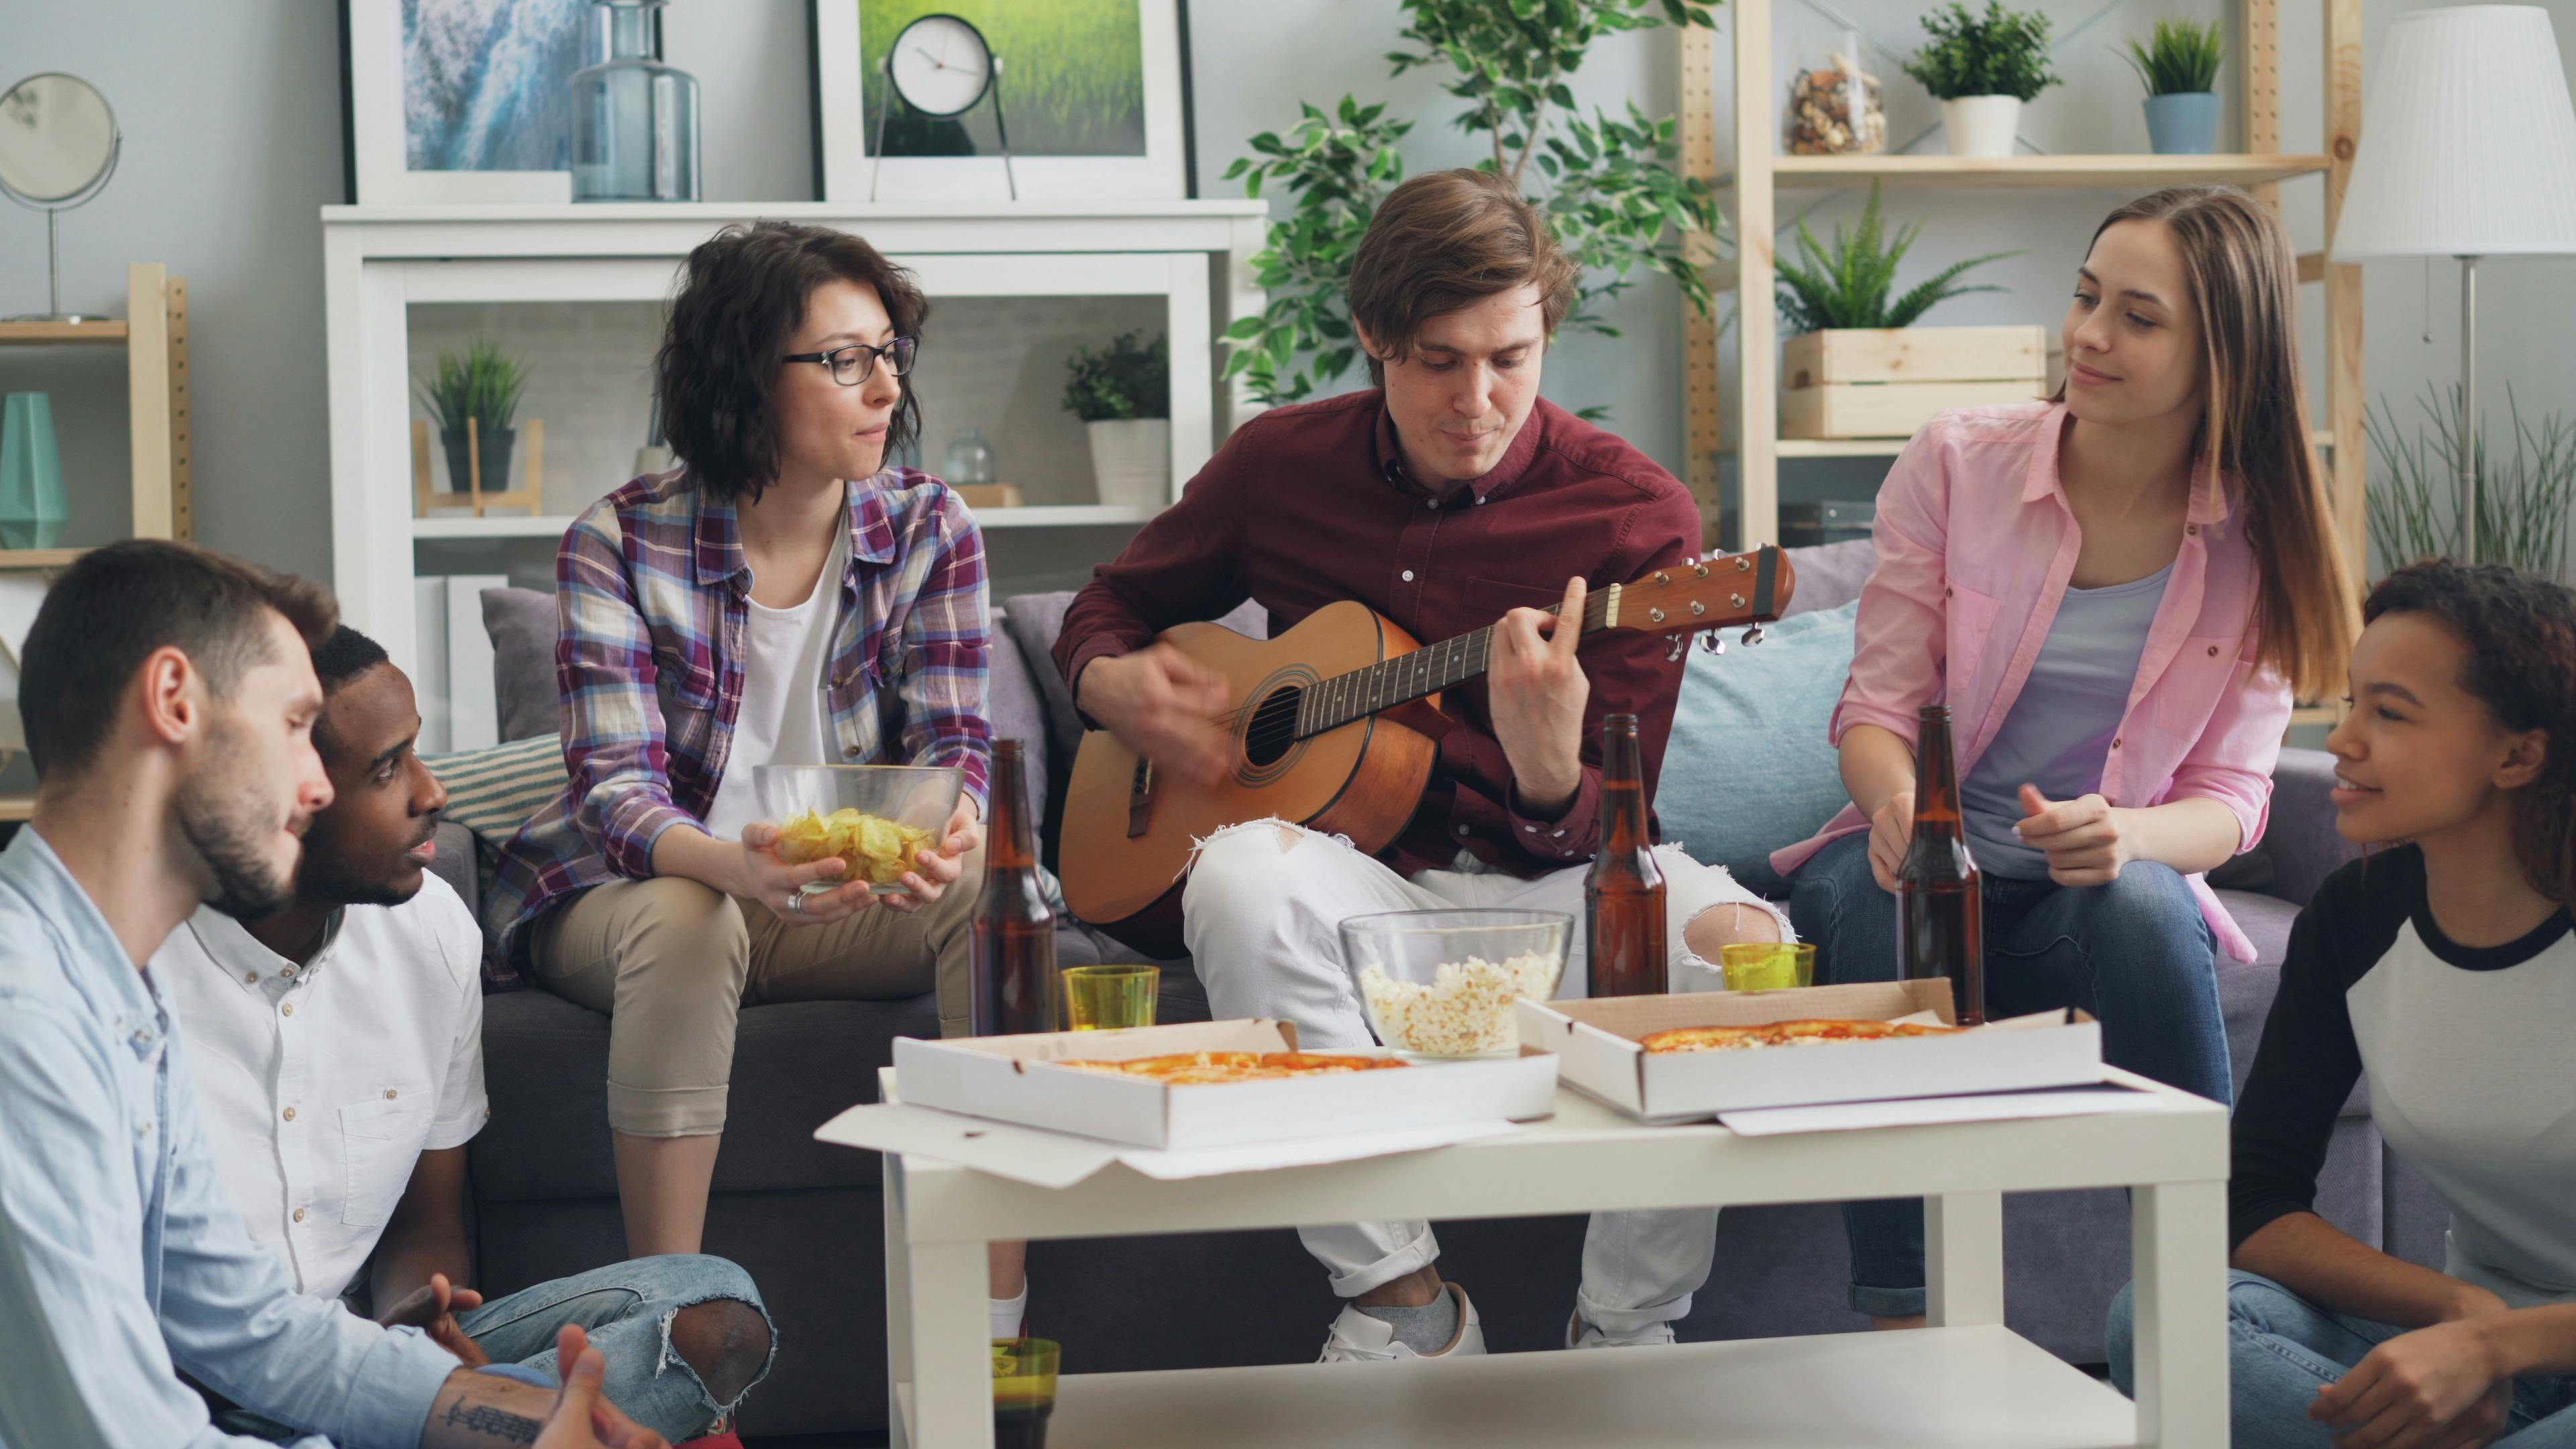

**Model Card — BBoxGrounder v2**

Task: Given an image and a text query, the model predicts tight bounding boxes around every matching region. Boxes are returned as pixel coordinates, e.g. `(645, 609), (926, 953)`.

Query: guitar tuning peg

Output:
(1701, 632), (1725, 655)
(1665, 635), (1688, 663)
(1741, 623), (1768, 647)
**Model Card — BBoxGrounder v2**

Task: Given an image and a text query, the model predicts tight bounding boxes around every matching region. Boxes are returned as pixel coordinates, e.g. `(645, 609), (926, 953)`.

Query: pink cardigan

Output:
(1770, 403), (2291, 962)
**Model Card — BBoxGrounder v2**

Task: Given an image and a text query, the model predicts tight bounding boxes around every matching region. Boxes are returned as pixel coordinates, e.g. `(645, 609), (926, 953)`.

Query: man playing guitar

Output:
(1055, 168), (1792, 1360)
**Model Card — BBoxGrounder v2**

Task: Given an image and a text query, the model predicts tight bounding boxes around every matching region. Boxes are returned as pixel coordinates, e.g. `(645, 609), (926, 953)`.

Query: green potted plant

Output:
(1775, 182), (2037, 439)
(415, 339), (531, 494)
(1063, 331), (1171, 510)
(1904, 1), (2062, 159)
(2365, 384), (2573, 580)
(2121, 20), (2224, 155)
(1218, 0), (1721, 409)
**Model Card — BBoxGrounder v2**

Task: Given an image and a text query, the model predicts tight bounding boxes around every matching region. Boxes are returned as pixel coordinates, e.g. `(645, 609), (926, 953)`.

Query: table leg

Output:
(1925, 1189), (2004, 1328)
(906, 1230), (995, 1449)
(2130, 1179), (2229, 1448)
(883, 1152), (914, 1449)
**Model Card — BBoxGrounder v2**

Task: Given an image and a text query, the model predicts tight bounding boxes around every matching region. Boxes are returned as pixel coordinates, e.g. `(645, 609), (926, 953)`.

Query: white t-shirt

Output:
(703, 522), (852, 841)
(148, 875), (488, 1301)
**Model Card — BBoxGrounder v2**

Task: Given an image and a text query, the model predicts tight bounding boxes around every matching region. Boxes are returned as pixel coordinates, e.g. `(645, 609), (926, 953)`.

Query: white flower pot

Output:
(1940, 95), (2023, 158)
(1086, 417), (1170, 510)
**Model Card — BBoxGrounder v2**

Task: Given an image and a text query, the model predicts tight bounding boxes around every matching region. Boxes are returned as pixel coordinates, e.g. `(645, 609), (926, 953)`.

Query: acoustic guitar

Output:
(1059, 545), (1797, 957)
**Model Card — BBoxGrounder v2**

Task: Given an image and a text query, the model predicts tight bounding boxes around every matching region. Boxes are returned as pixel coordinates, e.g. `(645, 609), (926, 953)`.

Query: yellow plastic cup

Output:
(1719, 942), (1816, 992)
(1061, 964), (1159, 1030)
(991, 1337), (1058, 1447)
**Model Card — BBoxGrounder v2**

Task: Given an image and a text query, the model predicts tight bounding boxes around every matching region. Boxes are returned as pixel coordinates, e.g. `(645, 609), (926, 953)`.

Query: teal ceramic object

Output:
(2143, 92), (2221, 155)
(0, 393), (67, 550)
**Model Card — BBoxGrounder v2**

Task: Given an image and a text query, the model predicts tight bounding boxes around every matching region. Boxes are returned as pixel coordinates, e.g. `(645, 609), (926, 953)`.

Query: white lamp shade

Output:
(2334, 5), (2576, 259)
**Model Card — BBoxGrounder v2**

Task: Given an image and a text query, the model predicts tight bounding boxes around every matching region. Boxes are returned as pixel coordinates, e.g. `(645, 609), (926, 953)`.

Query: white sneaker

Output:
(1318, 1283), (1488, 1362)
(1566, 1310), (1677, 1349)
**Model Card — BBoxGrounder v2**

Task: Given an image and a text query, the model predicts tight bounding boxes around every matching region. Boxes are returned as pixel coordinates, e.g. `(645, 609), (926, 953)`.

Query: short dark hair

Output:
(18, 540), (338, 781)
(2364, 559), (2576, 906)
(1347, 168), (1578, 387)
(313, 625), (390, 696)
(657, 220), (930, 502)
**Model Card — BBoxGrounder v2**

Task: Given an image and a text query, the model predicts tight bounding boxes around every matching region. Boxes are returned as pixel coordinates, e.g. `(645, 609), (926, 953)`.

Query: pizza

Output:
(1058, 1050), (1409, 1085)
(1640, 1018), (1964, 1054)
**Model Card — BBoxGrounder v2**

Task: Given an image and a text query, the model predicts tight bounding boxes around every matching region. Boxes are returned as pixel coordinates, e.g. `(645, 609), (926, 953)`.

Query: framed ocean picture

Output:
(810, 0), (1195, 203)
(339, 0), (611, 203)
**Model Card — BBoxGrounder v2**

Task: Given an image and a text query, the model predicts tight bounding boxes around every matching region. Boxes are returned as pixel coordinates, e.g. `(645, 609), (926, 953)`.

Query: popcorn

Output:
(1358, 952), (1561, 1057)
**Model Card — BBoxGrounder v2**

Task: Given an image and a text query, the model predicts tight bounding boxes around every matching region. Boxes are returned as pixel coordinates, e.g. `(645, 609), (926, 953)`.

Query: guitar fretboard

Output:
(1289, 592), (1619, 741)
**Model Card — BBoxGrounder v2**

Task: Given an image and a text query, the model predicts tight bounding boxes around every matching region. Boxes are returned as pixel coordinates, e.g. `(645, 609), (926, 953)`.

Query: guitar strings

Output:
(1203, 594), (1619, 739)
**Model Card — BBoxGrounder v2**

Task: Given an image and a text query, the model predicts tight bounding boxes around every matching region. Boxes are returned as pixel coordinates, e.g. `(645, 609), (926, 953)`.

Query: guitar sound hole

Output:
(1242, 686), (1303, 767)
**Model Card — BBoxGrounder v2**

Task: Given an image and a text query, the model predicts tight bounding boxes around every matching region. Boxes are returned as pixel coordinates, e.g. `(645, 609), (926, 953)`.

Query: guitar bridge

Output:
(1126, 757), (1157, 840)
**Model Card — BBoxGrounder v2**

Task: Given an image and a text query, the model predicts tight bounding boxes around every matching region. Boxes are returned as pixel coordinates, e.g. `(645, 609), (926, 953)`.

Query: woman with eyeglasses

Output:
(492, 220), (991, 1269)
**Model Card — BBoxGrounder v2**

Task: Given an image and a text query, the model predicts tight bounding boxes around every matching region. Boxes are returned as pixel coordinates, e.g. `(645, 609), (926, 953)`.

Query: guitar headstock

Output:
(1593, 545), (1798, 657)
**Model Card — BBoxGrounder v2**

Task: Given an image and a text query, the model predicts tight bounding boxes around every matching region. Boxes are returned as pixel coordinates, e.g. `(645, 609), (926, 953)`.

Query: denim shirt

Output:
(0, 829), (458, 1448)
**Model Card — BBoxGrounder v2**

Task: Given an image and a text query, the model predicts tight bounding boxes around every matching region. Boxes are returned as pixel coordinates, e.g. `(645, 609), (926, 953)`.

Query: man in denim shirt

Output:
(0, 541), (664, 1448)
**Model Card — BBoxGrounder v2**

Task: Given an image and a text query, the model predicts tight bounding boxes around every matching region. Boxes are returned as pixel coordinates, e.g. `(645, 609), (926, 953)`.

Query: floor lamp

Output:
(2332, 5), (2576, 566)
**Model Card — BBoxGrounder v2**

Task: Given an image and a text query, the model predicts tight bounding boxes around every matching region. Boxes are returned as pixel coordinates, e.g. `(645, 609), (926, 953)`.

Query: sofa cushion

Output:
(985, 622), (1054, 823)
(1654, 601), (1859, 896)
(473, 989), (939, 1201)
(1778, 538), (1878, 616)
(482, 586), (557, 744)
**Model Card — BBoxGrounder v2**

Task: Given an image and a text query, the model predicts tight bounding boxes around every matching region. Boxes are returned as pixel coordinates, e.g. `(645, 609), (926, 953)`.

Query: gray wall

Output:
(3, 0), (2570, 590)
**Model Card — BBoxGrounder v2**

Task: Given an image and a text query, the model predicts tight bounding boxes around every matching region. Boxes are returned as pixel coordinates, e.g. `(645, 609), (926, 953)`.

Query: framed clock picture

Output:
(810, 0), (1195, 203)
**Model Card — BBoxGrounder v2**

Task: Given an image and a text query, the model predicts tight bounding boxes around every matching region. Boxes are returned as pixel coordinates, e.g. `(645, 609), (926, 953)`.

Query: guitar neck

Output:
(1295, 592), (1621, 738)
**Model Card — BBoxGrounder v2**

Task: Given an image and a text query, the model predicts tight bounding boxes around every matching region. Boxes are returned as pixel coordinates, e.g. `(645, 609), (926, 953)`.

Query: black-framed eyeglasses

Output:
(782, 336), (918, 386)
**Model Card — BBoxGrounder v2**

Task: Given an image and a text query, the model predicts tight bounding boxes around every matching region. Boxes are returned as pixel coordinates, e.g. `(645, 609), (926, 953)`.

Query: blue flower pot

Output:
(2143, 92), (2221, 155)
(0, 392), (67, 550)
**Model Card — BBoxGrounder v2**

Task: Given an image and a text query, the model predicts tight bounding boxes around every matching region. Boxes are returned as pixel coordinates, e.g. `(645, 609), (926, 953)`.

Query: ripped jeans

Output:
(207, 1256), (772, 1444)
(1182, 821), (1793, 1334)
(451, 1254), (774, 1441)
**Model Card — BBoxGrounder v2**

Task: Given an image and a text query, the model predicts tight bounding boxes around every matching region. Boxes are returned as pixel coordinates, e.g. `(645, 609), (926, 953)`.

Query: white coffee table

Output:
(875, 1065), (2228, 1448)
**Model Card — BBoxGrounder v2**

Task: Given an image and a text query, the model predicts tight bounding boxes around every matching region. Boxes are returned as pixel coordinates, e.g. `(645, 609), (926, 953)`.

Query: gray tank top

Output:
(1961, 564), (2173, 879)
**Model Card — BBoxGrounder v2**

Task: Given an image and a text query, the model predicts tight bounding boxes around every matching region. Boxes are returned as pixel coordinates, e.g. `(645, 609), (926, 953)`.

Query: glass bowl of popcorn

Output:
(751, 763), (963, 896)
(1342, 909), (1572, 1059)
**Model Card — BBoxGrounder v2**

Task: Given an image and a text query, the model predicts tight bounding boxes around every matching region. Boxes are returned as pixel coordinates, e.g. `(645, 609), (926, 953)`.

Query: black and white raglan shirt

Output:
(2231, 845), (2576, 1310)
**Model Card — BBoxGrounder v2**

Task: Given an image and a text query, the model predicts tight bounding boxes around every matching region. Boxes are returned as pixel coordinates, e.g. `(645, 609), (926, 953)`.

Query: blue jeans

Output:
(1788, 831), (2231, 1318)
(2108, 1271), (2576, 1447)
(209, 1254), (772, 1444)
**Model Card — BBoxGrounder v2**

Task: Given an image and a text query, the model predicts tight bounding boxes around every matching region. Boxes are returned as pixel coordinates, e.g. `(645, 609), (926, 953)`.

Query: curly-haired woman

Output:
(2110, 560), (2576, 1448)
(491, 222), (990, 1269)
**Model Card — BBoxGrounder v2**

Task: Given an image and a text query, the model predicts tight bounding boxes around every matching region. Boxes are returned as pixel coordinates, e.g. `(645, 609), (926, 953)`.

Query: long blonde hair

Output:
(2056, 186), (2355, 701)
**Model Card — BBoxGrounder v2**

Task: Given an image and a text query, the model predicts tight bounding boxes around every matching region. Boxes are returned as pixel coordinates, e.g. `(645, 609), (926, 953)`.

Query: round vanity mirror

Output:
(0, 72), (123, 323)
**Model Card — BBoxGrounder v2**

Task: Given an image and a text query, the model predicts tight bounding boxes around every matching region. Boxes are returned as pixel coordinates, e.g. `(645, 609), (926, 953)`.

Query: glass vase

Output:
(570, 0), (700, 202)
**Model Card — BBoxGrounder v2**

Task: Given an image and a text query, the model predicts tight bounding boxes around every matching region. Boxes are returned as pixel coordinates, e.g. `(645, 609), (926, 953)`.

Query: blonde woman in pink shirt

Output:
(1772, 186), (2357, 1330)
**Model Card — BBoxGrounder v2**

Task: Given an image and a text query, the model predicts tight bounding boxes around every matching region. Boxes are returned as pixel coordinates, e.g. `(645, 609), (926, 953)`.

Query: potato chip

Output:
(773, 808), (935, 888)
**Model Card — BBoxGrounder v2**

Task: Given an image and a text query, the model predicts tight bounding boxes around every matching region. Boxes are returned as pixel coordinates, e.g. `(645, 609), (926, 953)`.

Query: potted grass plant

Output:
(2121, 19), (2224, 155)
(1904, 1), (2062, 158)
(416, 339), (531, 493)
(1064, 331), (1171, 510)
(1776, 182), (2038, 439)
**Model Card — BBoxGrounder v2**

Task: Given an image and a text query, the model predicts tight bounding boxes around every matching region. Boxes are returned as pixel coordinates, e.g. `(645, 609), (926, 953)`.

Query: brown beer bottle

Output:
(972, 739), (1059, 1034)
(1896, 704), (1986, 1024)
(1585, 712), (1668, 997)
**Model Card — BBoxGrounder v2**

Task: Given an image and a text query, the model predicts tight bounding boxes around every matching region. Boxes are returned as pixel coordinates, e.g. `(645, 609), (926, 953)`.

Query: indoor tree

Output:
(1220, 0), (1723, 411)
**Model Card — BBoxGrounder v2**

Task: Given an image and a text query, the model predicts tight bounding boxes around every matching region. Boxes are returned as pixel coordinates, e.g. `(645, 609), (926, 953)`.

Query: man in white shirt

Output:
(154, 627), (773, 1445)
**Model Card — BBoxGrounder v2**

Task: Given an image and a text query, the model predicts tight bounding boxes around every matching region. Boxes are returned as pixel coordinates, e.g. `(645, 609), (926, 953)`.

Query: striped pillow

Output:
(426, 734), (567, 846)
(424, 736), (566, 988)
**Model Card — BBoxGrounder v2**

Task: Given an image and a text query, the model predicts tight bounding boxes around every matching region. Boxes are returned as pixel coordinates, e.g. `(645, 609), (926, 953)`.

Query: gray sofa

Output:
(435, 542), (2434, 1438)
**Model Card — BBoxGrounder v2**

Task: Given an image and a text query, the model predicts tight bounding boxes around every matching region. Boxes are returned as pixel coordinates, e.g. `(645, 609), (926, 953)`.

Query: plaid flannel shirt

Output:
(487, 467), (991, 973)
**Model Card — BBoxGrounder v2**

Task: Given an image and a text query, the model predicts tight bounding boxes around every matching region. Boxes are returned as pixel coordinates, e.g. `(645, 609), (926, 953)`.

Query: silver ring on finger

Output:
(786, 890), (806, 917)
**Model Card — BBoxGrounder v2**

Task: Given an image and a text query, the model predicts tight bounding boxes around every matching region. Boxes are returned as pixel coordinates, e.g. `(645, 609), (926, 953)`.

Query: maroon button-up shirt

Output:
(1055, 389), (1701, 879)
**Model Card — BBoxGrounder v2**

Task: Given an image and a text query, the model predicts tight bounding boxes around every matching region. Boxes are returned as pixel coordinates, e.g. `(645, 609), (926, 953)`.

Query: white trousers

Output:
(1179, 820), (1794, 1334)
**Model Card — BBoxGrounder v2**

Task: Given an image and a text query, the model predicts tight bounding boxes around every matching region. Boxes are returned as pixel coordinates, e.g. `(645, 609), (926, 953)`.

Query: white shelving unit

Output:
(322, 201), (1269, 680)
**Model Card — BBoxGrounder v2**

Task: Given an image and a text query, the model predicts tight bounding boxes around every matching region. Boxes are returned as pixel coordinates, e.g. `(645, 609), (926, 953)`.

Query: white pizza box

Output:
(892, 1018), (1559, 1151)
(1515, 979), (2100, 1123)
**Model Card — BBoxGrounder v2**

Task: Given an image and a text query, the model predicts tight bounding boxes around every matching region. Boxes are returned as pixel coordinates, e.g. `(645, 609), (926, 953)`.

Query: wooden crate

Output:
(1782, 326), (2045, 388)
(1780, 379), (2043, 439)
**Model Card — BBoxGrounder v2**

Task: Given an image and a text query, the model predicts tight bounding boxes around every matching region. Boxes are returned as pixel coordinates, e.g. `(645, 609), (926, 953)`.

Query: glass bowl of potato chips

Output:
(751, 763), (964, 896)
